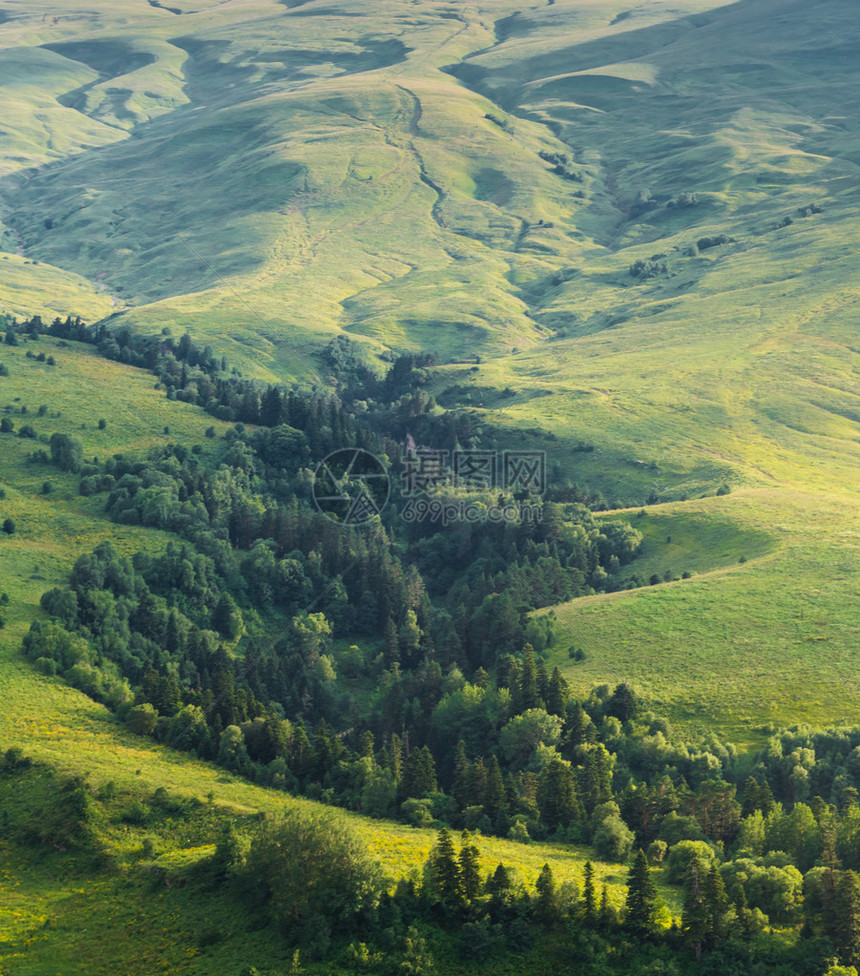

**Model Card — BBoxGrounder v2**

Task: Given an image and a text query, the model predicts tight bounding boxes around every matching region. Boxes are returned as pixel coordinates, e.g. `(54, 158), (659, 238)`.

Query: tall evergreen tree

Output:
(599, 884), (613, 929)
(452, 739), (470, 809)
(535, 863), (559, 925)
(583, 861), (597, 925)
(682, 861), (707, 960)
(704, 862), (730, 943)
(402, 746), (436, 799)
(388, 733), (403, 781)
(458, 831), (482, 903)
(835, 871), (860, 967)
(430, 828), (462, 911)
(625, 849), (658, 935)
(484, 755), (508, 826)
(519, 646), (541, 712)
(545, 667), (569, 718)
(466, 758), (487, 809)
(538, 756), (583, 830)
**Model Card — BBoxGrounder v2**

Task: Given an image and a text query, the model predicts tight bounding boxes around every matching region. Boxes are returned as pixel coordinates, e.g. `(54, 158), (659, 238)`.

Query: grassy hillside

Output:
(1, 0), (857, 471)
(0, 0), (857, 743)
(547, 488), (860, 746)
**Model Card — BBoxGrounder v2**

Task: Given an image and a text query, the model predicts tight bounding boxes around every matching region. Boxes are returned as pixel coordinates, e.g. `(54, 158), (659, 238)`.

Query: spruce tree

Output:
(431, 828), (462, 910)
(487, 862), (511, 895)
(467, 758), (487, 809)
(388, 733), (403, 781)
(682, 861), (707, 960)
(566, 700), (587, 746)
(402, 746), (436, 799)
(452, 740), (470, 808)
(835, 870), (860, 967)
(583, 860), (597, 925)
(458, 831), (482, 903)
(535, 863), (559, 925)
(599, 884), (613, 929)
(704, 862), (729, 943)
(735, 880), (752, 939)
(741, 776), (761, 818)
(545, 667), (569, 718)
(519, 645), (541, 711)
(484, 755), (508, 826)
(536, 658), (549, 702)
(538, 756), (583, 830)
(625, 849), (657, 935)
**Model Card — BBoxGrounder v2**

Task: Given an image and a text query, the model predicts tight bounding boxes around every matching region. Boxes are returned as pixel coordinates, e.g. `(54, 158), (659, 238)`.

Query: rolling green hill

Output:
(0, 0), (857, 738)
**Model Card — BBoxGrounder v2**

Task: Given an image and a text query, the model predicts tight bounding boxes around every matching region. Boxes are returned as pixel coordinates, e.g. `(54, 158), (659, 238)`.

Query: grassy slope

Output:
(0, 1), (856, 722)
(0, 0), (856, 739)
(548, 489), (860, 745)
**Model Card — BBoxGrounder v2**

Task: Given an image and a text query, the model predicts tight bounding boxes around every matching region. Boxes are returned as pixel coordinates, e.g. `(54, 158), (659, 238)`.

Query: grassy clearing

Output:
(548, 488), (860, 744)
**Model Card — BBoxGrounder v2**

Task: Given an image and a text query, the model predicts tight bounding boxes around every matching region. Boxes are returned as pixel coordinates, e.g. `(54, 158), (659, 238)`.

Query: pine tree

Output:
(566, 700), (588, 746)
(704, 862), (729, 943)
(759, 780), (775, 816)
(402, 746), (437, 799)
(388, 733), (403, 781)
(383, 616), (400, 666)
(583, 861), (597, 925)
(452, 740), (470, 808)
(466, 758), (487, 809)
(538, 756), (583, 830)
(545, 667), (569, 718)
(735, 880), (752, 938)
(535, 863), (559, 925)
(359, 730), (375, 759)
(430, 828), (462, 910)
(580, 743), (613, 813)
(835, 870), (860, 967)
(599, 884), (613, 929)
(625, 849), (657, 935)
(519, 645), (541, 711)
(682, 861), (707, 960)
(159, 672), (181, 716)
(536, 659), (549, 702)
(212, 592), (243, 641)
(458, 831), (482, 903)
(609, 681), (640, 722)
(487, 862), (511, 896)
(291, 725), (314, 780)
(165, 609), (181, 653)
(484, 755), (508, 825)
(741, 776), (761, 818)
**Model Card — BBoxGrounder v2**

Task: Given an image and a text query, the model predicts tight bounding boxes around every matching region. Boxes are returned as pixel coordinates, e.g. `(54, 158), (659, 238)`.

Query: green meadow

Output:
(546, 488), (860, 744)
